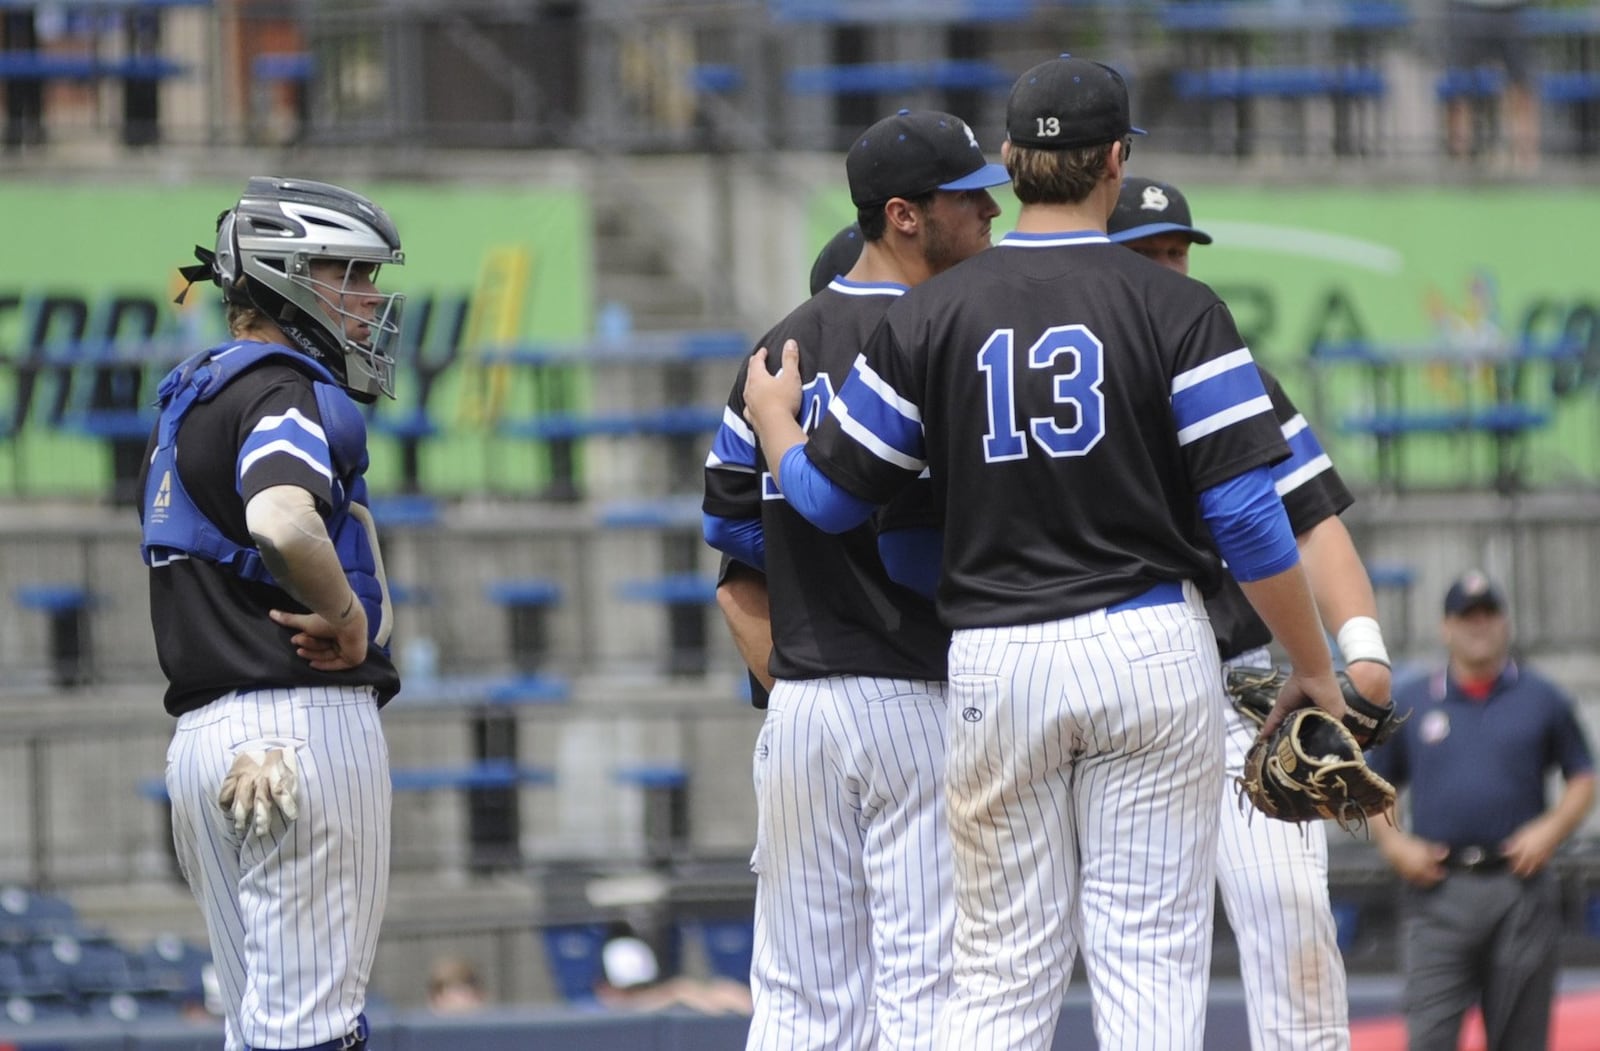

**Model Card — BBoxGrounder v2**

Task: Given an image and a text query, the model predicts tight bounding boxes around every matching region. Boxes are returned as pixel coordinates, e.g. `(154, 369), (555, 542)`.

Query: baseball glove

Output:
(1237, 707), (1397, 831)
(1225, 665), (1403, 748)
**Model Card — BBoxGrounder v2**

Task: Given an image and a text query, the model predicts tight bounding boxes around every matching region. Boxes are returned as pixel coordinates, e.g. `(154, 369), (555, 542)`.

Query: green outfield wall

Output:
(812, 187), (1600, 490)
(0, 183), (590, 497)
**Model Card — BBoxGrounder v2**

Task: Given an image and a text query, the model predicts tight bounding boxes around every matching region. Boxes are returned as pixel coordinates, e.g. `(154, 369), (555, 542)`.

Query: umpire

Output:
(1368, 570), (1595, 1051)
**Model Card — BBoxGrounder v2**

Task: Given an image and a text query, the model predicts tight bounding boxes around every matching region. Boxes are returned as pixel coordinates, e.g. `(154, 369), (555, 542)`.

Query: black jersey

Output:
(806, 232), (1290, 630)
(703, 279), (948, 682)
(139, 359), (400, 715)
(1209, 366), (1355, 660)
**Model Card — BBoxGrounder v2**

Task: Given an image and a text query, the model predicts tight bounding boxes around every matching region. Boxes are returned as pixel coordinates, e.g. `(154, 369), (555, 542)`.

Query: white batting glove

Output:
(218, 746), (300, 838)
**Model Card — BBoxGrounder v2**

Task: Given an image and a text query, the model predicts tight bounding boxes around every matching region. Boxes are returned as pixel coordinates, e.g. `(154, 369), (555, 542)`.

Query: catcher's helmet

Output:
(196, 176), (406, 401)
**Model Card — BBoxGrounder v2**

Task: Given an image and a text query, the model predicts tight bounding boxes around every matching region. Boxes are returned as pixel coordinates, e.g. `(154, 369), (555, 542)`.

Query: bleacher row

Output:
(0, 886), (211, 1026)
(4, 0), (1599, 155)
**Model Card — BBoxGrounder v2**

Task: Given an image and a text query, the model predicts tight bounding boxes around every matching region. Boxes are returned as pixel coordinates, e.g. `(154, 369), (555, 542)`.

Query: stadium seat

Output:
(0, 887), (80, 944)
(137, 934), (211, 1002)
(541, 923), (610, 1004)
(615, 766), (691, 865)
(689, 917), (755, 984)
(2, 992), (80, 1025)
(13, 585), (95, 687)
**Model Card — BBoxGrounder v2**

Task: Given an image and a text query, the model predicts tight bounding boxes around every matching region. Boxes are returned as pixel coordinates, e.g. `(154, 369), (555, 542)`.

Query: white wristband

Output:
(1337, 615), (1390, 668)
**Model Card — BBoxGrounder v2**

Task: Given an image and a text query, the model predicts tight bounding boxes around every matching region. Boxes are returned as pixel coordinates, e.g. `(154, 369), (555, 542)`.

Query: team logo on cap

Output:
(961, 120), (980, 150)
(1140, 185), (1170, 213)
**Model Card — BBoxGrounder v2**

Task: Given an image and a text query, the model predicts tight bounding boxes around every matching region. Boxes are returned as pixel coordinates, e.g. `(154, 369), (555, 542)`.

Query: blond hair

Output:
(1006, 141), (1114, 205)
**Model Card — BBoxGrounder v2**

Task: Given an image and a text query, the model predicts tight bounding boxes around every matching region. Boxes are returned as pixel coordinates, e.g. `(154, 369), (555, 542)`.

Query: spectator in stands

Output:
(1368, 570), (1595, 1051)
(427, 955), (489, 1015)
(594, 921), (753, 1016)
(1442, 0), (1539, 170)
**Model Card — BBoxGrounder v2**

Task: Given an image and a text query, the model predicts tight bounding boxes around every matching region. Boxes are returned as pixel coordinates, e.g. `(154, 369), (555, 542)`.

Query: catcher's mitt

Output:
(1237, 708), (1397, 831)
(1225, 665), (1403, 747)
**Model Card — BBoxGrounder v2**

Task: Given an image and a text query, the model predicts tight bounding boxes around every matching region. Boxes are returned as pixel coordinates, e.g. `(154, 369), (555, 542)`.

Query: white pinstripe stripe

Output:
(747, 675), (950, 1051)
(167, 686), (388, 1051)
(937, 590), (1223, 1051)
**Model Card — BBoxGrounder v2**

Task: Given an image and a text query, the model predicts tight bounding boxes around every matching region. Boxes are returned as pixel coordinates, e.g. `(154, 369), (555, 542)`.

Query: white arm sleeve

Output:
(245, 485), (361, 627)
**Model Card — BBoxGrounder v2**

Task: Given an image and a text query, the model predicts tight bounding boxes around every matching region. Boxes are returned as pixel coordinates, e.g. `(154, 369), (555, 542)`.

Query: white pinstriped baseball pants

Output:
(936, 584), (1223, 1051)
(745, 674), (951, 1051)
(166, 686), (390, 1051)
(1217, 648), (1348, 1051)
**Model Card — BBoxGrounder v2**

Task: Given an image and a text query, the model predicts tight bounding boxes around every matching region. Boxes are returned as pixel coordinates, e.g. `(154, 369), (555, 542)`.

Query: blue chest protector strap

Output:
(140, 341), (387, 649)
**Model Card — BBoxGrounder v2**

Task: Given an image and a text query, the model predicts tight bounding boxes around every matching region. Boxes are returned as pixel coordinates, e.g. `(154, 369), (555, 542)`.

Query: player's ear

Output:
(883, 197), (920, 237)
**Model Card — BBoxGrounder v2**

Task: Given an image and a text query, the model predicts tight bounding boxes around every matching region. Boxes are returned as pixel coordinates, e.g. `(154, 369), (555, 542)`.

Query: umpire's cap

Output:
(846, 109), (1010, 207)
(1107, 178), (1213, 245)
(1443, 570), (1507, 617)
(1007, 54), (1145, 149)
(809, 225), (864, 296)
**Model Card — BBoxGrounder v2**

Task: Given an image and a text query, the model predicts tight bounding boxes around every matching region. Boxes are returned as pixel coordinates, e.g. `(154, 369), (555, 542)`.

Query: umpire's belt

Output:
(1442, 845), (1509, 873)
(1108, 581), (1186, 614)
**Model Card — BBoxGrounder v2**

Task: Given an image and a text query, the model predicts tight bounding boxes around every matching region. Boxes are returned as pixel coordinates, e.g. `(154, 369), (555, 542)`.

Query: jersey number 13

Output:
(978, 324), (1106, 462)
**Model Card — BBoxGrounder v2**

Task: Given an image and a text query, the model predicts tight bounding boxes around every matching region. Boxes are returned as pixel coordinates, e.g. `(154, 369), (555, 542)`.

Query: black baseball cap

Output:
(1006, 54), (1146, 149)
(1108, 177), (1213, 245)
(846, 109), (1011, 207)
(1443, 570), (1507, 616)
(809, 225), (865, 296)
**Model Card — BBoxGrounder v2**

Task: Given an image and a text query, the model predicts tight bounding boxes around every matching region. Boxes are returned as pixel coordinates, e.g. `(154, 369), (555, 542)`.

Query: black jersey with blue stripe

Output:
(140, 360), (400, 715)
(1209, 366), (1354, 660)
(804, 232), (1290, 630)
(702, 279), (948, 682)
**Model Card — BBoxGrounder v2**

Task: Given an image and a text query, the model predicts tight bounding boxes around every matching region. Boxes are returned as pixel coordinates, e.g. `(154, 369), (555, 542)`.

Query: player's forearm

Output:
(717, 574), (775, 691)
(1298, 516), (1388, 666)
(1237, 565), (1334, 678)
(1544, 773), (1596, 845)
(246, 485), (363, 629)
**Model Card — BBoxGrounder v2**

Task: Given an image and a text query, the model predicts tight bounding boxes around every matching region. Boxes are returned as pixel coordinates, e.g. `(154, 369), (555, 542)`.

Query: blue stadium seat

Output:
(786, 59), (1012, 96)
(617, 576), (718, 606)
(1437, 67), (1506, 102)
(0, 949), (29, 996)
(137, 934), (211, 1002)
(690, 918), (755, 984)
(13, 585), (95, 687)
(1541, 71), (1600, 105)
(1175, 66), (1385, 101)
(2, 992), (80, 1025)
(389, 760), (556, 793)
(1329, 901), (1361, 951)
(0, 887), (80, 944)
(771, 0), (1032, 22)
(541, 924), (610, 1004)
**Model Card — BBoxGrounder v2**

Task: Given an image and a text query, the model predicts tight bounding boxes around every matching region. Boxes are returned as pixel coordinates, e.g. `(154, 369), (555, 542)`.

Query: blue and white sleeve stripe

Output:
(1170, 348), (1274, 446)
(1271, 414), (1334, 496)
(706, 406), (759, 473)
(829, 355), (927, 472)
(238, 408), (333, 488)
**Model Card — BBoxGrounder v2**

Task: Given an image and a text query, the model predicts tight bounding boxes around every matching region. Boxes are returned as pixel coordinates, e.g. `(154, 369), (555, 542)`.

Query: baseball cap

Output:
(1107, 177), (1213, 245)
(1443, 570), (1507, 616)
(846, 109), (1011, 207)
(1006, 54), (1146, 150)
(809, 225), (865, 296)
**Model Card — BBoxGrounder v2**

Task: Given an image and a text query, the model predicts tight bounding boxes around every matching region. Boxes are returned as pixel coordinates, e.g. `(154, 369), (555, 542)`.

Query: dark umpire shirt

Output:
(703, 279), (948, 683)
(806, 232), (1289, 629)
(1208, 366), (1353, 660)
(140, 359), (400, 716)
(1367, 662), (1594, 847)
